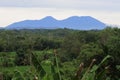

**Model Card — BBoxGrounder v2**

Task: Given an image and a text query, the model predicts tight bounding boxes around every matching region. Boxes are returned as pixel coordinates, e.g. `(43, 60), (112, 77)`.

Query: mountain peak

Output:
(64, 16), (95, 21)
(42, 16), (56, 20)
(65, 16), (80, 20)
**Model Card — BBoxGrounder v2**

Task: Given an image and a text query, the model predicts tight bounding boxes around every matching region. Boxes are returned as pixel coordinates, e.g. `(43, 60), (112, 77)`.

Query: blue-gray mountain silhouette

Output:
(5, 16), (106, 30)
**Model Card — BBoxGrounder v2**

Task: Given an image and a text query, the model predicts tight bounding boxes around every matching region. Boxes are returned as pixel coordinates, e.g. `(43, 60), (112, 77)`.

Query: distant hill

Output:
(5, 16), (106, 30)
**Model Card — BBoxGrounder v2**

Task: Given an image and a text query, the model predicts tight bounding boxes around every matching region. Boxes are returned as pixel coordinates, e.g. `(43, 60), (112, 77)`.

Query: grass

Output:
(0, 50), (54, 74)
(0, 49), (55, 80)
(0, 66), (30, 73)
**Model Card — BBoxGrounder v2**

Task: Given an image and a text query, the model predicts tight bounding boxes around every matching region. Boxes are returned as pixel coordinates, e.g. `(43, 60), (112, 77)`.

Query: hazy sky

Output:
(0, 0), (120, 27)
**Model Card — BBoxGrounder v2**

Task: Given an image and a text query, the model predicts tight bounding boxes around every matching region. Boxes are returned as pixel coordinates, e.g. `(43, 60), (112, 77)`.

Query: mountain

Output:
(5, 16), (106, 30)
(0, 27), (4, 29)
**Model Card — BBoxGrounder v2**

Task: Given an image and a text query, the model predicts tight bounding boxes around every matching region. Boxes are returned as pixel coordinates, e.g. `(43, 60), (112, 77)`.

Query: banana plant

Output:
(74, 55), (112, 80)
(31, 50), (62, 80)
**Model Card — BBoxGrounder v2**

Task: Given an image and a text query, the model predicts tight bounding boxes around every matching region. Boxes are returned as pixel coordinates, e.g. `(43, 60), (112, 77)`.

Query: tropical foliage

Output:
(0, 27), (120, 80)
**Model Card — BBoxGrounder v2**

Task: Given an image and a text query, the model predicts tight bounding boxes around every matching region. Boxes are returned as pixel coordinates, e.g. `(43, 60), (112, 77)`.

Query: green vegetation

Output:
(0, 27), (120, 80)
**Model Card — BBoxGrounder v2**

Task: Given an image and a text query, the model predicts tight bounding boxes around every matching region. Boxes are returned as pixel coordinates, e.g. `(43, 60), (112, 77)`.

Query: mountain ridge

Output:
(5, 16), (106, 30)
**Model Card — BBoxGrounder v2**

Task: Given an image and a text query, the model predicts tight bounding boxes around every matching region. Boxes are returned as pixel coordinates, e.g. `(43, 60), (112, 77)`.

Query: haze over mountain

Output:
(5, 16), (106, 30)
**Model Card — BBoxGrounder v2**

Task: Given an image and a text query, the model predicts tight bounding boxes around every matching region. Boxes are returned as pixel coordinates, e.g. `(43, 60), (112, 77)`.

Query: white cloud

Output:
(0, 0), (119, 10)
(0, 0), (120, 12)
